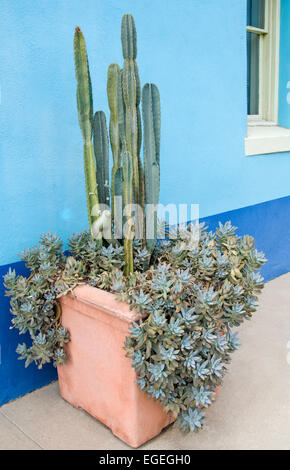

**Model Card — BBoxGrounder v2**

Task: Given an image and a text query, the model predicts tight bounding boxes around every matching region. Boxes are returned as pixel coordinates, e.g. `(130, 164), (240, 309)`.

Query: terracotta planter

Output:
(57, 284), (174, 448)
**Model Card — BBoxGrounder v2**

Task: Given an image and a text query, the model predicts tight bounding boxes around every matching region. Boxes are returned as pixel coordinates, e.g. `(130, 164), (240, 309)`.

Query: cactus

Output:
(74, 27), (99, 234)
(122, 65), (138, 177)
(93, 111), (110, 207)
(121, 14), (137, 60)
(117, 69), (126, 147)
(107, 64), (121, 222)
(113, 166), (124, 240)
(114, 167), (124, 200)
(123, 151), (134, 275)
(121, 14), (144, 240)
(142, 83), (161, 252)
(74, 15), (161, 274)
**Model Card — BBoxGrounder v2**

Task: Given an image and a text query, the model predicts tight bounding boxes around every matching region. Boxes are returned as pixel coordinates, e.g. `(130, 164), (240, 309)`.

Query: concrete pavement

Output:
(1, 272), (290, 450)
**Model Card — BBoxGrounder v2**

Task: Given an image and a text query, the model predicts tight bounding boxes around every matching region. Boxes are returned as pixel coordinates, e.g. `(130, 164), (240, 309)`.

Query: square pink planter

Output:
(57, 284), (174, 448)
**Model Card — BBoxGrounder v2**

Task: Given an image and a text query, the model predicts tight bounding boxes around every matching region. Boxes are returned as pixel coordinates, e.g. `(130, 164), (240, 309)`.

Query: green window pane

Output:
(247, 0), (265, 29)
(247, 31), (260, 115)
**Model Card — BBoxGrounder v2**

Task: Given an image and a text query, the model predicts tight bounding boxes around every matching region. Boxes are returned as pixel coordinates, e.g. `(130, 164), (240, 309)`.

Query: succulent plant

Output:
(74, 14), (161, 274)
(107, 63), (121, 222)
(4, 222), (266, 433)
(3, 13), (268, 439)
(123, 150), (134, 275)
(74, 27), (99, 233)
(120, 14), (144, 240)
(93, 111), (110, 207)
(123, 222), (266, 432)
(142, 83), (160, 253)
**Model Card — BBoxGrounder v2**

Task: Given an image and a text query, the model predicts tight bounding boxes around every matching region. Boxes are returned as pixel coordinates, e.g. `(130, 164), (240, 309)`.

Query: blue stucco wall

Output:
(0, 0), (289, 404)
(1, 0), (290, 265)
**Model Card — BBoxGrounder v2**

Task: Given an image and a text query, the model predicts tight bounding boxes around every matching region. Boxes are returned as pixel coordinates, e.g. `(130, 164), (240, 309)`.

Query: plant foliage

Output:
(3, 222), (266, 432)
(74, 14), (161, 274)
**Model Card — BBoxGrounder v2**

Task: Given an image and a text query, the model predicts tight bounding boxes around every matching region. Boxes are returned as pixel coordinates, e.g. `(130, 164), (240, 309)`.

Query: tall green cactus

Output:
(117, 69), (126, 147)
(74, 27), (99, 233)
(121, 14), (144, 240)
(121, 14), (137, 60)
(113, 166), (124, 239)
(107, 64), (121, 222)
(142, 83), (161, 252)
(93, 111), (110, 207)
(123, 151), (134, 275)
(74, 15), (161, 274)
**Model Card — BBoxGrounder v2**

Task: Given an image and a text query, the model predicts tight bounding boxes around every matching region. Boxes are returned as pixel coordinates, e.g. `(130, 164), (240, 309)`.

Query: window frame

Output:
(247, 0), (280, 125)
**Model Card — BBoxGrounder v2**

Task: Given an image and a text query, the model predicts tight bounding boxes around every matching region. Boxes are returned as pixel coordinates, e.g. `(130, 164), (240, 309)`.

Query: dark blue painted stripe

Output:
(0, 195), (289, 406)
(0, 261), (57, 407)
(200, 195), (290, 282)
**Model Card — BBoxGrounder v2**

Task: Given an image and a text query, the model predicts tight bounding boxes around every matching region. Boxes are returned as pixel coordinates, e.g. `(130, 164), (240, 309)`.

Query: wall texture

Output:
(1, 0), (290, 265)
(0, 0), (289, 405)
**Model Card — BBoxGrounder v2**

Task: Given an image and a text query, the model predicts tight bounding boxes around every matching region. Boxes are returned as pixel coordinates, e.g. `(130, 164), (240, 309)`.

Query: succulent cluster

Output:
(75, 14), (160, 275)
(124, 222), (266, 432)
(3, 234), (70, 368)
(4, 222), (266, 433)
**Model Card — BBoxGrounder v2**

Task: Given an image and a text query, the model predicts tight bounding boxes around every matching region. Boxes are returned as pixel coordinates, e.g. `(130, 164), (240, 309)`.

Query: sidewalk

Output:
(1, 273), (290, 450)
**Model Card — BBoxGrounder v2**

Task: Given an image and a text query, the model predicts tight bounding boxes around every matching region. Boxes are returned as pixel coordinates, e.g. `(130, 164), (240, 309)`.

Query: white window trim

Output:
(245, 126), (290, 156)
(247, 0), (280, 124)
(244, 0), (290, 156)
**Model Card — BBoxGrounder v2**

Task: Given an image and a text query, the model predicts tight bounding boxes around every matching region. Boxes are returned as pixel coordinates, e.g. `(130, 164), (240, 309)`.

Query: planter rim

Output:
(60, 284), (144, 324)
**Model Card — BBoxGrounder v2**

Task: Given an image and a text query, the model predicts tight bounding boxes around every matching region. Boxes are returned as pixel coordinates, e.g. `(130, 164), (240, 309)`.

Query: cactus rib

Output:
(142, 83), (161, 252)
(74, 26), (99, 233)
(107, 64), (121, 222)
(93, 111), (110, 207)
(121, 14), (137, 60)
(123, 151), (134, 275)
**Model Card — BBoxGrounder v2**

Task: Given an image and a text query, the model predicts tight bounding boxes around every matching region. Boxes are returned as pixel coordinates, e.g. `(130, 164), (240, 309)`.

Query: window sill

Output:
(245, 125), (290, 156)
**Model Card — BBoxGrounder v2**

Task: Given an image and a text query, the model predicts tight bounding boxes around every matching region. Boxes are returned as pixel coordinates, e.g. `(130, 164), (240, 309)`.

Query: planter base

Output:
(57, 285), (174, 448)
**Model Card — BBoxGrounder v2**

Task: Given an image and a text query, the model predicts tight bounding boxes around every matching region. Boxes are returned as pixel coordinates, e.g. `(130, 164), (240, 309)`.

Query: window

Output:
(245, 0), (290, 156)
(247, 0), (280, 124)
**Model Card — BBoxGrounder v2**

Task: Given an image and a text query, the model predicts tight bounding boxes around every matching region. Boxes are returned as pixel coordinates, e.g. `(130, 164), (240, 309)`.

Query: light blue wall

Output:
(0, 0), (290, 267)
(1, 0), (290, 407)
